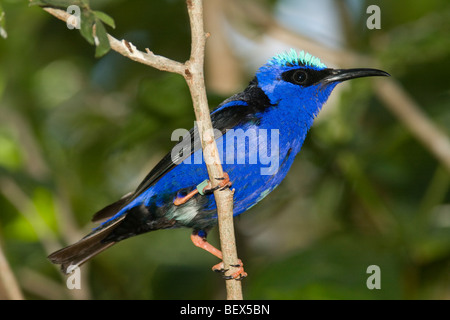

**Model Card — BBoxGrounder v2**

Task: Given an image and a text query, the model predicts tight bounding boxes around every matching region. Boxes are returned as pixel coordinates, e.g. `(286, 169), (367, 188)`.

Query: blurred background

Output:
(0, 0), (449, 299)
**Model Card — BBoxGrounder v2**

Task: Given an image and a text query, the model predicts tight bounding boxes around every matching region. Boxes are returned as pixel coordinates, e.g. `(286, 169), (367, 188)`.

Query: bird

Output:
(48, 49), (389, 279)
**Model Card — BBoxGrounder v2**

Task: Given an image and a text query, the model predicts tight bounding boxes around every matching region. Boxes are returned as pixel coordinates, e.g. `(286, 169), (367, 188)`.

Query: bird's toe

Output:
(212, 259), (247, 280)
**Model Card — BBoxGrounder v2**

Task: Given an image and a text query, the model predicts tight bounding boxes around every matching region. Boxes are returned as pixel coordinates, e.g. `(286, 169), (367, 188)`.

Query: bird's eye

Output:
(292, 70), (308, 84)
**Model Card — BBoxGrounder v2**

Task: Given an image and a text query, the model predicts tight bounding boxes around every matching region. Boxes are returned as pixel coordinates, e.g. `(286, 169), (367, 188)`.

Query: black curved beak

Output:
(322, 68), (390, 84)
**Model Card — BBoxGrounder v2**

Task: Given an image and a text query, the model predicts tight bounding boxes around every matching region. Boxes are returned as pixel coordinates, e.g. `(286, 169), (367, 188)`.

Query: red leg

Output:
(190, 231), (247, 280)
(190, 232), (222, 259)
(174, 189), (199, 206)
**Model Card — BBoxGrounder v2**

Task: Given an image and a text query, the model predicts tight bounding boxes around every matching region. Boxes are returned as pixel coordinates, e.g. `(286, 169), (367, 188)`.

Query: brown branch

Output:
(0, 176), (92, 299)
(374, 78), (450, 172)
(0, 178), (58, 254)
(43, 0), (243, 300)
(0, 242), (24, 300)
(183, 0), (241, 300)
(43, 7), (186, 75)
(183, 1), (242, 300)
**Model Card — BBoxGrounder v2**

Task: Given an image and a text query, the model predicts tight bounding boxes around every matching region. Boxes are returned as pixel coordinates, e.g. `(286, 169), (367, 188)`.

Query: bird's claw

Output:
(203, 172), (232, 194)
(223, 274), (247, 281)
(212, 259), (247, 281)
(213, 267), (228, 274)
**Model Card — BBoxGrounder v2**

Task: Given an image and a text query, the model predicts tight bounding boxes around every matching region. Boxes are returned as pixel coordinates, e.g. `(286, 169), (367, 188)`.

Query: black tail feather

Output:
(48, 216), (125, 274)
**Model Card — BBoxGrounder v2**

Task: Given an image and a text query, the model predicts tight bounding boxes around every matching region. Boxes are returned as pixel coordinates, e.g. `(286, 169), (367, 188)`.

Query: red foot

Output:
(191, 231), (247, 281)
(212, 172), (232, 192)
(212, 260), (247, 280)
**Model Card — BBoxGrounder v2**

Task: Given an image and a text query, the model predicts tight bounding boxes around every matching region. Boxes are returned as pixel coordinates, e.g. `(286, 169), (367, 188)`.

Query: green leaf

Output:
(28, 0), (47, 6)
(94, 19), (110, 58)
(93, 10), (115, 29)
(79, 9), (95, 45)
(29, 0), (86, 8)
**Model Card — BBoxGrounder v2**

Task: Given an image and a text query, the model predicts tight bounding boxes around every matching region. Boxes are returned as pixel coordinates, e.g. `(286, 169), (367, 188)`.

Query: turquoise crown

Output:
(268, 49), (327, 69)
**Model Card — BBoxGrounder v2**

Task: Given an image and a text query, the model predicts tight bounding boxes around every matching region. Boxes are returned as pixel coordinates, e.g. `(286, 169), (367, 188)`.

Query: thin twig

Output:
(374, 78), (450, 172)
(0, 178), (58, 254)
(0, 177), (92, 300)
(43, 0), (243, 299)
(184, 0), (242, 300)
(43, 7), (186, 75)
(0, 242), (24, 300)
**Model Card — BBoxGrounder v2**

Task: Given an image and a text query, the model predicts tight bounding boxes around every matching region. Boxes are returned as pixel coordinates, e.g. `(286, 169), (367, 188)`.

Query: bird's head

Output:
(256, 49), (389, 118)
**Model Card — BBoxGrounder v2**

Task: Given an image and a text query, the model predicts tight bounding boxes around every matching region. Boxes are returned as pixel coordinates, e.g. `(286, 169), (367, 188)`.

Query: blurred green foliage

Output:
(0, 0), (449, 299)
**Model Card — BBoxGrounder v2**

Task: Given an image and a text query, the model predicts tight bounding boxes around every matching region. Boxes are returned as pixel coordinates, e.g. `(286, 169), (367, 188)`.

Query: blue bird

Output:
(48, 49), (389, 279)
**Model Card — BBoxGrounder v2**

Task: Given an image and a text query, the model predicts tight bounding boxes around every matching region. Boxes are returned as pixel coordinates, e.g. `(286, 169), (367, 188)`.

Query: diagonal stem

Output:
(184, 0), (242, 300)
(0, 242), (24, 300)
